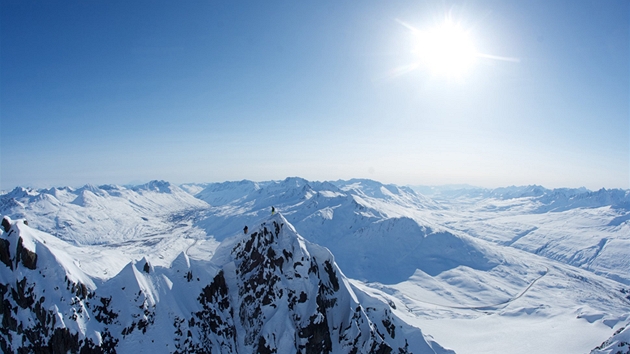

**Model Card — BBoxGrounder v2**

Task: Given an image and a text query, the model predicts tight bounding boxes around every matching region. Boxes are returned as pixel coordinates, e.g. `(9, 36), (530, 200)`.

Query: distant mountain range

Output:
(1, 178), (629, 353)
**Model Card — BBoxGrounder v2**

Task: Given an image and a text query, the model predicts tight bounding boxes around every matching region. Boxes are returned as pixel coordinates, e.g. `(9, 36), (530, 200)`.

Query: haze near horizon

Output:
(1, 0), (628, 190)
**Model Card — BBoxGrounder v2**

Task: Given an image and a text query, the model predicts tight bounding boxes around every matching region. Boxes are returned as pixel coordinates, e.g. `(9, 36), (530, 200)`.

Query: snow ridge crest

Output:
(192, 213), (434, 353)
(0, 213), (450, 353)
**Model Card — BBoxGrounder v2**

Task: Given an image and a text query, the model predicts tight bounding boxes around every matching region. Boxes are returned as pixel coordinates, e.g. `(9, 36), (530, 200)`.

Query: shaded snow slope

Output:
(425, 188), (630, 284)
(190, 178), (630, 286)
(0, 214), (452, 353)
(5, 178), (626, 285)
(2, 177), (630, 353)
(193, 178), (467, 283)
(352, 242), (630, 354)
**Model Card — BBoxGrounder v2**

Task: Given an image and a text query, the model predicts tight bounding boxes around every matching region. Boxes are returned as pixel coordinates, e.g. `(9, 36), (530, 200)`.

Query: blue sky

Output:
(1, 0), (628, 190)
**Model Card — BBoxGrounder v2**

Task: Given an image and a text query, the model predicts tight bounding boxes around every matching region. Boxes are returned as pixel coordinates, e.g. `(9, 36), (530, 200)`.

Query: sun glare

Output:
(412, 20), (478, 78)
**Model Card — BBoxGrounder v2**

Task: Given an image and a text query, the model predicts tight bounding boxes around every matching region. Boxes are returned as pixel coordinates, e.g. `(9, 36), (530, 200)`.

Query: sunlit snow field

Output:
(2, 178), (628, 353)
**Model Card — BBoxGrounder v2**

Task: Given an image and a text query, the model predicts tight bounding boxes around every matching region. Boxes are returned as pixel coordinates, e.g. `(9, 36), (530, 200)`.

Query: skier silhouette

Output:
(271, 206), (275, 215)
(243, 226), (248, 234)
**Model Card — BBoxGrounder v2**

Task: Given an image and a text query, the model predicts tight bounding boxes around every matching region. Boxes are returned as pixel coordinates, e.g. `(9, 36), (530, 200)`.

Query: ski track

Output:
(185, 238), (197, 257)
(406, 267), (549, 311)
(3, 179), (629, 354)
(502, 227), (538, 246)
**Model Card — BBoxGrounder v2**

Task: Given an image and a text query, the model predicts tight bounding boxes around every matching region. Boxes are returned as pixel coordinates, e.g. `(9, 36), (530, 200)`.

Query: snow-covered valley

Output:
(1, 178), (629, 353)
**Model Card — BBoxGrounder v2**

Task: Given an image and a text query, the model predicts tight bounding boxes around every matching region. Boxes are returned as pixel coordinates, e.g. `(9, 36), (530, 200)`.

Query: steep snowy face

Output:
(193, 177), (439, 221)
(329, 218), (500, 283)
(333, 179), (439, 210)
(0, 214), (452, 354)
(193, 178), (491, 283)
(194, 213), (451, 353)
(0, 217), (106, 353)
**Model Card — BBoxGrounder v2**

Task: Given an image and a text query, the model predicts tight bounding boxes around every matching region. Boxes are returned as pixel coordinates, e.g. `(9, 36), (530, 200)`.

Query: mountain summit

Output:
(0, 213), (452, 353)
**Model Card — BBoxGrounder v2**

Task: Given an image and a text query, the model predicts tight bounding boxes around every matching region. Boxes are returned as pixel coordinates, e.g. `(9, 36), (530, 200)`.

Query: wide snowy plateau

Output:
(1, 178), (629, 354)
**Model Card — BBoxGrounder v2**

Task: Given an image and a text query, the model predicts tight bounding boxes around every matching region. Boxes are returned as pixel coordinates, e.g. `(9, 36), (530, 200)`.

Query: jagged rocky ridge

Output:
(591, 323), (630, 354)
(193, 178), (494, 284)
(0, 214), (452, 353)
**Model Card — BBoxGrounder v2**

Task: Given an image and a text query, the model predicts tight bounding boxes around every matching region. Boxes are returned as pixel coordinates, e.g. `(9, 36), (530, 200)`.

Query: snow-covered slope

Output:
(2, 177), (629, 354)
(419, 186), (630, 284)
(191, 178), (630, 286)
(420, 184), (630, 212)
(0, 214), (452, 353)
(0, 181), (208, 245)
(193, 178), (458, 283)
(188, 179), (630, 353)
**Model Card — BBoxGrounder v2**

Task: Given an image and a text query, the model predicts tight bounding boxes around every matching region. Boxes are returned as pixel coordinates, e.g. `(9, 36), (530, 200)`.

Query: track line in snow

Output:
(408, 267), (549, 311)
(502, 227), (538, 246)
(185, 239), (197, 257)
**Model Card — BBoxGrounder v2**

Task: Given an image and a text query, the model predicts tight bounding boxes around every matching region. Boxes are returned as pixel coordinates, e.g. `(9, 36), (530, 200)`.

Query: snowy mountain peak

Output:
(195, 180), (261, 206)
(1, 216), (38, 271)
(0, 212), (452, 353)
(280, 176), (310, 188)
(77, 183), (107, 196)
(132, 180), (177, 193)
(200, 213), (452, 353)
(5, 186), (37, 199)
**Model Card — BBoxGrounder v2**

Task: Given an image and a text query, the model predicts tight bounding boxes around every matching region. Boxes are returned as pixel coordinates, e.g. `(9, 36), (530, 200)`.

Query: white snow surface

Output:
(0, 181), (209, 245)
(0, 213), (451, 353)
(1, 177), (629, 353)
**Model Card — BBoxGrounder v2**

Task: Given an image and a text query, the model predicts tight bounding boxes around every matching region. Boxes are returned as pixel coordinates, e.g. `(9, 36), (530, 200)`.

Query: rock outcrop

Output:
(0, 213), (452, 353)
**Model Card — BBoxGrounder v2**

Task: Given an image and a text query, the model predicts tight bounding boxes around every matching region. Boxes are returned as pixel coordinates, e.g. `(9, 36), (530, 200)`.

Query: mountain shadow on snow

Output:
(0, 214), (453, 353)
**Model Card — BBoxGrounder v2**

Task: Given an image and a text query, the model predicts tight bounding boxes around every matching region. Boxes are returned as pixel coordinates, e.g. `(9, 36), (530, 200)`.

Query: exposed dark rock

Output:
(48, 327), (80, 354)
(194, 270), (237, 353)
(74, 283), (89, 300)
(1, 217), (10, 233)
(256, 335), (277, 354)
(199, 271), (229, 311)
(370, 341), (393, 354)
(12, 277), (35, 309)
(16, 237), (37, 270)
(323, 260), (339, 292)
(383, 317), (396, 339)
(0, 238), (12, 269)
(0, 215), (436, 354)
(298, 309), (332, 354)
(0, 283), (18, 332)
(92, 296), (118, 325)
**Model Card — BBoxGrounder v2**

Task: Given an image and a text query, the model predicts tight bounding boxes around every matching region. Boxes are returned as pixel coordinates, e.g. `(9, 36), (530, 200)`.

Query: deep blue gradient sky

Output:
(1, 0), (628, 190)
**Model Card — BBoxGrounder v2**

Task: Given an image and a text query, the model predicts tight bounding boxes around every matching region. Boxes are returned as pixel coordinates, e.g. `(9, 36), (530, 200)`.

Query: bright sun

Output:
(412, 20), (477, 78)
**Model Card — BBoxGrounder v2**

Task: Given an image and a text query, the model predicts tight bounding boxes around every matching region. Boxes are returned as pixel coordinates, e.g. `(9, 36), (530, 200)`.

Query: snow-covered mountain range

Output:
(1, 178), (629, 353)
(0, 214), (450, 353)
